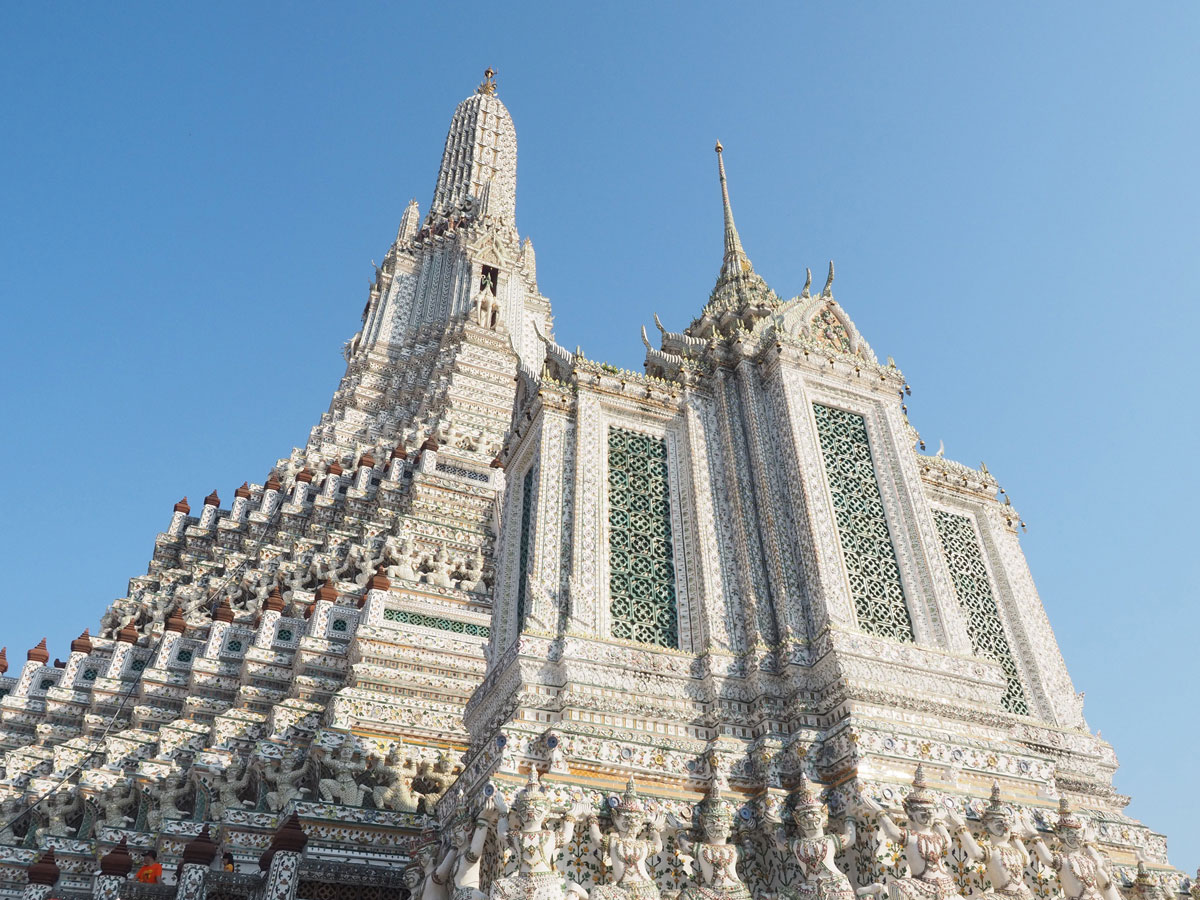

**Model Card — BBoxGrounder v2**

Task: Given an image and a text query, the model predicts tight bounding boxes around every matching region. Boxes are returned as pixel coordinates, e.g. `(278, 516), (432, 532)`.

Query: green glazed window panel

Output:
(516, 467), (535, 632)
(383, 607), (490, 638)
(607, 427), (679, 649)
(812, 404), (915, 642)
(933, 509), (1029, 715)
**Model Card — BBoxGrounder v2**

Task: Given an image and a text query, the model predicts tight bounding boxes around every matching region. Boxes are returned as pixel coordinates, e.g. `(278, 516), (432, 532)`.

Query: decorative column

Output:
(231, 482), (253, 523)
(94, 836), (132, 900)
(290, 470), (313, 506)
(199, 491), (221, 530)
(359, 568), (391, 625)
(177, 825), (218, 900)
(418, 437), (438, 471)
(168, 498), (191, 537)
(152, 609), (187, 667)
(304, 581), (340, 634)
(353, 453), (376, 491)
(260, 474), (282, 517)
(58, 628), (94, 684)
(14, 639), (49, 695)
(489, 456), (505, 492)
(103, 624), (140, 678)
(321, 462), (344, 499)
(254, 589), (285, 649)
(23, 848), (59, 900)
(258, 813), (308, 900)
(202, 601), (235, 657)
(386, 445), (407, 481)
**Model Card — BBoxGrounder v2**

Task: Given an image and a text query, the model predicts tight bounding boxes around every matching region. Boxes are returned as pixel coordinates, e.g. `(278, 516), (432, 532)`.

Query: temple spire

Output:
(429, 70), (517, 229)
(715, 140), (754, 279)
(697, 141), (778, 322)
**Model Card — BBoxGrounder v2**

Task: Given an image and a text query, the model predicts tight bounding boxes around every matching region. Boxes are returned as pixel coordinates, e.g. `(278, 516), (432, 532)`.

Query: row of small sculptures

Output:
(101, 536), (490, 638)
(405, 767), (1135, 900)
(0, 743), (455, 845)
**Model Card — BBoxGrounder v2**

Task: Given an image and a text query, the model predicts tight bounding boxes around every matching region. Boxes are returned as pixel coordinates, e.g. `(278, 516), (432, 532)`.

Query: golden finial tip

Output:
(714, 140), (723, 153)
(477, 67), (497, 96)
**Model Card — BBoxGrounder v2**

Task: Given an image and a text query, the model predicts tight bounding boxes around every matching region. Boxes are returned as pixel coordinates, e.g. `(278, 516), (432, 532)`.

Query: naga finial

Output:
(800, 267), (812, 299)
(821, 260), (835, 297)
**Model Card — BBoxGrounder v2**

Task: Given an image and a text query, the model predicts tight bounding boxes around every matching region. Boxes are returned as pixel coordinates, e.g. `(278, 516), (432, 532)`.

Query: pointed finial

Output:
(264, 586), (285, 613)
(983, 781), (1013, 825)
(792, 772), (823, 816)
(821, 261), (835, 297)
(653, 313), (668, 336)
(28, 848), (60, 887)
(714, 141), (752, 278)
(641, 325), (653, 351)
(705, 141), (777, 315)
(800, 268), (812, 299)
(99, 835), (132, 877)
(905, 763), (936, 808)
(182, 823), (219, 866)
(611, 776), (646, 815)
(28, 638), (49, 663)
(1056, 796), (1082, 831)
(213, 597), (234, 624)
(477, 67), (497, 96)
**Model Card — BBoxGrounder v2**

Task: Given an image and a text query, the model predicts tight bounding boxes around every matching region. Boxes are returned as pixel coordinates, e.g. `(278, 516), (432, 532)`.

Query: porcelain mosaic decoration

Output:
(0, 69), (1185, 900)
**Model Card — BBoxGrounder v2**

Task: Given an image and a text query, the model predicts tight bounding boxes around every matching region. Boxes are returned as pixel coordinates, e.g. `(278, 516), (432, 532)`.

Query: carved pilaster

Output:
(259, 813), (308, 900)
(24, 849), (58, 900)
(177, 864), (209, 900)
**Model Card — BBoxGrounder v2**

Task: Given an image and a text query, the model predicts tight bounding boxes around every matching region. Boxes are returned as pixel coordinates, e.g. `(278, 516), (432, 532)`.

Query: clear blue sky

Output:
(2, 1), (1197, 868)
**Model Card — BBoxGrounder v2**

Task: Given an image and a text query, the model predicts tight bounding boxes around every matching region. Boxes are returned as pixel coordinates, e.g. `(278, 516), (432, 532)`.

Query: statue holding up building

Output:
(447, 794), (503, 900)
(1022, 800), (1122, 900)
(676, 784), (752, 900)
(950, 783), (1032, 900)
(861, 766), (965, 900)
(588, 778), (666, 900)
(491, 772), (588, 900)
(774, 776), (855, 900)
